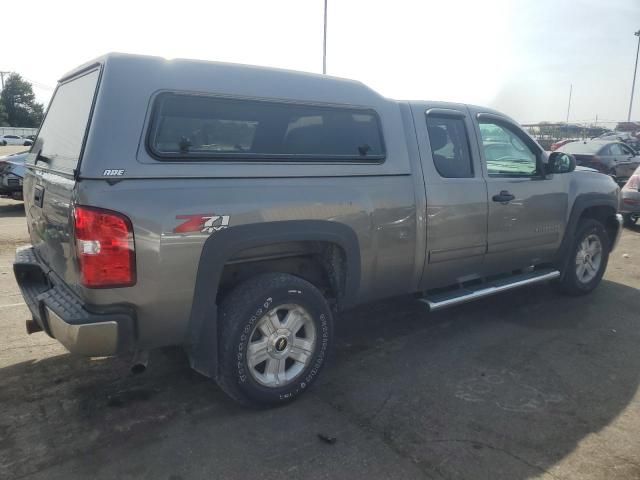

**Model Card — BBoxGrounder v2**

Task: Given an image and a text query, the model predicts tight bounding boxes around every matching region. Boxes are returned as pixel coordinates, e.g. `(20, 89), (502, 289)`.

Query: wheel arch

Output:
(556, 193), (618, 277)
(187, 220), (361, 378)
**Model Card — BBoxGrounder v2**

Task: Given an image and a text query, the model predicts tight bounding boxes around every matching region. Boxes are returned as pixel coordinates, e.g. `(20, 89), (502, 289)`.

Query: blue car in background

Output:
(0, 151), (28, 200)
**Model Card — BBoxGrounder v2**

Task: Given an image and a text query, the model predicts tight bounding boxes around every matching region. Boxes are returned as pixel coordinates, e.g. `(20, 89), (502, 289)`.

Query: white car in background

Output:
(0, 135), (33, 146)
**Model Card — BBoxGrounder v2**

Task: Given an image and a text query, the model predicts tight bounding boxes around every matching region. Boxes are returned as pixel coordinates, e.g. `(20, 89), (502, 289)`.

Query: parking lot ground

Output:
(1, 196), (639, 480)
(0, 146), (30, 157)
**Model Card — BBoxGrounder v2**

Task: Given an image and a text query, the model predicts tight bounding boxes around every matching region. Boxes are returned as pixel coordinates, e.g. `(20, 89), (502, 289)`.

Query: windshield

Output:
(33, 69), (100, 172)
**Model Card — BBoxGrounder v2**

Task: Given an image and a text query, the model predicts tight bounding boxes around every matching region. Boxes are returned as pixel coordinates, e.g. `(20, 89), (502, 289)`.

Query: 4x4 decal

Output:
(174, 214), (230, 234)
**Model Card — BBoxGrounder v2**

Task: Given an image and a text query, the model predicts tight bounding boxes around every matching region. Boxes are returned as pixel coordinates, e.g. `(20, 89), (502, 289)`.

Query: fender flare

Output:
(555, 193), (618, 275)
(186, 220), (361, 378)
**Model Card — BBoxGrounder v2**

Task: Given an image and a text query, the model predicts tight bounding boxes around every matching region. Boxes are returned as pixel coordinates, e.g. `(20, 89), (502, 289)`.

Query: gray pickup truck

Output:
(13, 53), (622, 406)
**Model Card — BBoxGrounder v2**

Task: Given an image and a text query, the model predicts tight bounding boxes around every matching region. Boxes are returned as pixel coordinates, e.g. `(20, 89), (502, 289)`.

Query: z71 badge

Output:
(174, 214), (230, 234)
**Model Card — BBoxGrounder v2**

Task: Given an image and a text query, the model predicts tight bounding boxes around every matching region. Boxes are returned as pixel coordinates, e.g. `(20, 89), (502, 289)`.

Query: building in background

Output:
(0, 127), (38, 137)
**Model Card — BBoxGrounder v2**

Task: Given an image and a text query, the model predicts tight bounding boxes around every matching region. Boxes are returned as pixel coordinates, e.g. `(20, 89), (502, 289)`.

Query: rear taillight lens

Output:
(73, 206), (136, 288)
(623, 174), (640, 191)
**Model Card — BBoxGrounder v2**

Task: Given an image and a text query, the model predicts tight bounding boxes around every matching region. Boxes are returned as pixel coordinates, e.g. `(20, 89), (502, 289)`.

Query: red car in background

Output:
(550, 139), (577, 151)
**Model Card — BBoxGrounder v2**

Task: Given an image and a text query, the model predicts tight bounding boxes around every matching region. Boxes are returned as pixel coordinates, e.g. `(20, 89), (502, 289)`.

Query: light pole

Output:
(323, 0), (328, 74)
(566, 84), (572, 137)
(627, 29), (640, 122)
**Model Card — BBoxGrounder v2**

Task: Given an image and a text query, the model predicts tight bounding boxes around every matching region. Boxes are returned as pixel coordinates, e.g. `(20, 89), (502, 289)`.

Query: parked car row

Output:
(0, 151), (28, 200)
(0, 135), (33, 146)
(597, 131), (640, 152)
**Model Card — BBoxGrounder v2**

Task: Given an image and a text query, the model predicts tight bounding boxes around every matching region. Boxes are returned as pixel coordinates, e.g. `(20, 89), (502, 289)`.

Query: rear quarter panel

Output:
(76, 176), (418, 349)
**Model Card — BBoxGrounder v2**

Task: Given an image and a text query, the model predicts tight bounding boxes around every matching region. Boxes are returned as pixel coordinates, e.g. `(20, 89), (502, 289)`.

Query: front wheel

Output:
(217, 273), (333, 406)
(559, 219), (610, 296)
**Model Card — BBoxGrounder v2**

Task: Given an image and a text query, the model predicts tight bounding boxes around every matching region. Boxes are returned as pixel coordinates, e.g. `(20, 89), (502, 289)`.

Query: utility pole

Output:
(322, 0), (328, 74)
(627, 29), (640, 122)
(565, 84), (572, 137)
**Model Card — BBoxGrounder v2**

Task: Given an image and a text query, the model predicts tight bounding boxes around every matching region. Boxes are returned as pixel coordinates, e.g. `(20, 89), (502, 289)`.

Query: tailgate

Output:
(24, 68), (101, 289)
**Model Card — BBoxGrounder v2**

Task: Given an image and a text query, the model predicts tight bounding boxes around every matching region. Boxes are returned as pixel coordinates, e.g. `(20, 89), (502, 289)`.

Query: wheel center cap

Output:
(274, 336), (288, 352)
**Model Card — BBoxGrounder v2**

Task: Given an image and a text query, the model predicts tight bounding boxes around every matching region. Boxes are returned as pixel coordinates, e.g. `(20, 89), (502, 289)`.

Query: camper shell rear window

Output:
(31, 68), (100, 173)
(147, 93), (385, 162)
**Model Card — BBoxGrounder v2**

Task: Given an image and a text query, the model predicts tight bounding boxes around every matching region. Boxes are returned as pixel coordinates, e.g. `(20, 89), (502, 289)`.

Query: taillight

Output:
(623, 174), (640, 191)
(73, 206), (136, 288)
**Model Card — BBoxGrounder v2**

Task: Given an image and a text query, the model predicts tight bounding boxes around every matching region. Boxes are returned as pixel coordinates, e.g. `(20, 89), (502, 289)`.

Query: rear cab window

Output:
(31, 68), (100, 173)
(147, 93), (385, 162)
(426, 115), (473, 178)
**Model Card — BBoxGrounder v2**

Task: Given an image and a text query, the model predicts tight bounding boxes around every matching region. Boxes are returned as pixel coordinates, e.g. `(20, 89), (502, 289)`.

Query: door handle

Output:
(492, 190), (515, 203)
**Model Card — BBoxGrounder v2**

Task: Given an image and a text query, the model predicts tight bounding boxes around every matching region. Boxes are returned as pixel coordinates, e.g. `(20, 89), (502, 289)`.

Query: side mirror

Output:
(546, 151), (576, 174)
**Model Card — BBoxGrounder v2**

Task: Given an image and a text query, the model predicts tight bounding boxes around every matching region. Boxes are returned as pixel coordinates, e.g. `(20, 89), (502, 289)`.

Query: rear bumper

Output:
(13, 247), (135, 356)
(620, 191), (640, 215)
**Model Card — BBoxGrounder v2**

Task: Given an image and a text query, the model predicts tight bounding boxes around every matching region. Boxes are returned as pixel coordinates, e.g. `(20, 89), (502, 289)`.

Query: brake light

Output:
(73, 206), (136, 288)
(623, 174), (640, 191)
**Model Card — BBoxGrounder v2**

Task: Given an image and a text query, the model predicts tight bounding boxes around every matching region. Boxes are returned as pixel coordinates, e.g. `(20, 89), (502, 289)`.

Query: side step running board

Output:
(419, 269), (560, 312)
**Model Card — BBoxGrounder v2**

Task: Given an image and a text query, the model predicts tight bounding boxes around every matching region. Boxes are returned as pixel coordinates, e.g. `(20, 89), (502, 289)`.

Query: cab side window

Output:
(479, 122), (538, 177)
(426, 116), (473, 178)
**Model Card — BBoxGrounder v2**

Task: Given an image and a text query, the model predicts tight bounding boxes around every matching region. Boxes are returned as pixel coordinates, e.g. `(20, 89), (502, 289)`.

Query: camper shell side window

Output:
(146, 92), (386, 163)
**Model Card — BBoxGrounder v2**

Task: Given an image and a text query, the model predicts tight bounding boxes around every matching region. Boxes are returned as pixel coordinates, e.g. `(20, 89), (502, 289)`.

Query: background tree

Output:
(0, 101), (8, 126)
(0, 73), (45, 127)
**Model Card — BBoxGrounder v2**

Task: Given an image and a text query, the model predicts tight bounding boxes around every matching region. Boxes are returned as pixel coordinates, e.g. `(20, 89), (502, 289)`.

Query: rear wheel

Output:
(217, 273), (333, 406)
(559, 219), (610, 295)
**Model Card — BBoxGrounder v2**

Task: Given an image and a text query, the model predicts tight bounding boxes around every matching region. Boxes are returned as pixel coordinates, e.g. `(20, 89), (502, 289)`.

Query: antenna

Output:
(323, 0), (328, 74)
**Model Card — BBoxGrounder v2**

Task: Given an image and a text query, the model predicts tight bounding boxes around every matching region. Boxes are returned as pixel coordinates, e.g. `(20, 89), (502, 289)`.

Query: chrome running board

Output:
(420, 269), (561, 312)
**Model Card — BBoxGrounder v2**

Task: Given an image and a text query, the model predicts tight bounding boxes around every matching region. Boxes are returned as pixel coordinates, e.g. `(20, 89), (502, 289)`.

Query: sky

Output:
(3, 0), (640, 125)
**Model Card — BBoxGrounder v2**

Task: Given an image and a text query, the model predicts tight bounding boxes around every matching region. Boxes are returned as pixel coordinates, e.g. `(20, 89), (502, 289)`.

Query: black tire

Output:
(559, 219), (610, 296)
(217, 273), (333, 407)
